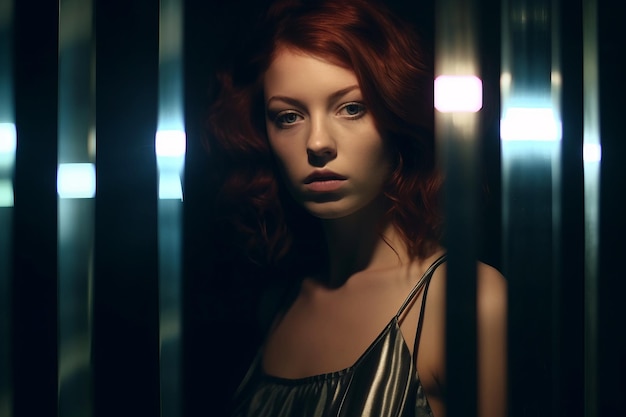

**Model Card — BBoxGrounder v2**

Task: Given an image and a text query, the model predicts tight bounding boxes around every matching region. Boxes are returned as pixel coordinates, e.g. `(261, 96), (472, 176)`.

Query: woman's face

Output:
(263, 48), (391, 220)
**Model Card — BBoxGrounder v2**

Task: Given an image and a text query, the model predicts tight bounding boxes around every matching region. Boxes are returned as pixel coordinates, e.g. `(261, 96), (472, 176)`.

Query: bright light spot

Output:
(500, 72), (512, 89)
(0, 123), (16, 153)
(159, 172), (183, 200)
(57, 163), (96, 199)
(501, 107), (562, 141)
(155, 129), (186, 157)
(434, 75), (483, 113)
(0, 180), (14, 207)
(583, 143), (602, 162)
(0, 123), (17, 169)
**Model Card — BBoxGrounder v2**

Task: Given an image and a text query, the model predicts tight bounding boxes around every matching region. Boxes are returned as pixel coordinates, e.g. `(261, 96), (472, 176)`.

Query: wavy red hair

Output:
(208, 0), (442, 267)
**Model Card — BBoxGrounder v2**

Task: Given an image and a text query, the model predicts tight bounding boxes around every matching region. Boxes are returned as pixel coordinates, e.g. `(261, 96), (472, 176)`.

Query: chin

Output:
(301, 201), (362, 220)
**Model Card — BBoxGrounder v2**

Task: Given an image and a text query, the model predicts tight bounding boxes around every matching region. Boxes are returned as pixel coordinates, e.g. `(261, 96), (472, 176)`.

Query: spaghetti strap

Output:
(395, 254), (447, 319)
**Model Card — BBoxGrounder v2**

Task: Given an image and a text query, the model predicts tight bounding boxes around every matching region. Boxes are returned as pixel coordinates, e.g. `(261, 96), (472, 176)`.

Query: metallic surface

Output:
(434, 0), (480, 416)
(0, 3), (14, 417)
(57, 0), (95, 416)
(158, 0), (185, 416)
(501, 0), (562, 415)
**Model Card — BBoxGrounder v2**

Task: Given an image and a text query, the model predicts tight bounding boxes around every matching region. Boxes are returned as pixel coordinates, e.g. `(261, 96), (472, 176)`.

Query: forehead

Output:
(263, 48), (359, 99)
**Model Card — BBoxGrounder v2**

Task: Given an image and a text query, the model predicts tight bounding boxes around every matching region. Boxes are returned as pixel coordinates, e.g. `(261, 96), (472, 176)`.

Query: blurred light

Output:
(434, 75), (483, 113)
(500, 72), (512, 90)
(583, 143), (602, 163)
(0, 123), (16, 169)
(155, 129), (186, 158)
(501, 107), (562, 141)
(57, 163), (96, 199)
(0, 123), (16, 153)
(159, 172), (183, 200)
(0, 180), (13, 207)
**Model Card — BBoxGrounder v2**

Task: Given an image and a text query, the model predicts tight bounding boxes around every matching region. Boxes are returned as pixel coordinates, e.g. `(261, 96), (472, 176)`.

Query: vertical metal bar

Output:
(57, 1), (95, 416)
(157, 3), (186, 416)
(435, 1), (481, 416)
(582, 0), (599, 415)
(13, 0), (59, 414)
(500, 0), (561, 415)
(94, 0), (160, 415)
(0, 1), (15, 416)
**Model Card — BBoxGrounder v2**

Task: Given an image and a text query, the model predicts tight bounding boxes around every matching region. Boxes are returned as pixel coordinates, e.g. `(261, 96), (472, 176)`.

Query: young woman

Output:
(208, 1), (507, 416)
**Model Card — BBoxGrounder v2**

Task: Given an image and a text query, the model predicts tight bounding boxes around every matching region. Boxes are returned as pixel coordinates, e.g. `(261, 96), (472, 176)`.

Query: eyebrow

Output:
(266, 85), (361, 108)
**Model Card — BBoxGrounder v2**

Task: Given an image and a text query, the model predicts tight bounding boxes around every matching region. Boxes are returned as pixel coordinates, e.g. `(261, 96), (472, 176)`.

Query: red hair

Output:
(208, 0), (442, 267)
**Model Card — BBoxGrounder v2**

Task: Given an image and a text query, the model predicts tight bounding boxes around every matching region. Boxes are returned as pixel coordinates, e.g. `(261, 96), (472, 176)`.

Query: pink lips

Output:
(303, 170), (347, 192)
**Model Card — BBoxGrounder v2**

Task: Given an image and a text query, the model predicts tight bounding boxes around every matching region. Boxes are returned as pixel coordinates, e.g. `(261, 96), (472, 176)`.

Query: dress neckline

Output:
(258, 254), (447, 384)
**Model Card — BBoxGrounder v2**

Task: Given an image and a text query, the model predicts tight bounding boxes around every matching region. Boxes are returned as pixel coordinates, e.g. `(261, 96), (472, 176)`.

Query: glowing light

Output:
(500, 72), (512, 89)
(159, 172), (183, 200)
(155, 129), (186, 157)
(0, 180), (13, 207)
(57, 163), (96, 199)
(500, 107), (562, 141)
(0, 123), (17, 169)
(0, 123), (16, 153)
(583, 143), (602, 163)
(434, 75), (483, 113)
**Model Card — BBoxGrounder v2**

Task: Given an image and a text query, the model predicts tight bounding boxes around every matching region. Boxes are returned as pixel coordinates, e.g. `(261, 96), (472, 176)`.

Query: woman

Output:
(208, 0), (507, 416)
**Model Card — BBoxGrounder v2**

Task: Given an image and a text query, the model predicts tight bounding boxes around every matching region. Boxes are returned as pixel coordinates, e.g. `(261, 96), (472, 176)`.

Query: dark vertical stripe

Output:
(93, 0), (160, 416)
(435, 0), (481, 415)
(597, 0), (626, 415)
(12, 1), (59, 416)
(558, 0), (585, 416)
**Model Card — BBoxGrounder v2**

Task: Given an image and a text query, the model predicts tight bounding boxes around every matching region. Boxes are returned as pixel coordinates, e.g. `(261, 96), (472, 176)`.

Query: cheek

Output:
(269, 141), (300, 182)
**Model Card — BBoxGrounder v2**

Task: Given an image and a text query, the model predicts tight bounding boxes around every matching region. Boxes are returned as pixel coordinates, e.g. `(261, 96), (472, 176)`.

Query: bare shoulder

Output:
(476, 262), (507, 318)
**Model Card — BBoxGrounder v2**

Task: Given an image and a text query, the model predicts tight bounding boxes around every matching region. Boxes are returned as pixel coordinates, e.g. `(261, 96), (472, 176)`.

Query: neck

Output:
(320, 198), (411, 287)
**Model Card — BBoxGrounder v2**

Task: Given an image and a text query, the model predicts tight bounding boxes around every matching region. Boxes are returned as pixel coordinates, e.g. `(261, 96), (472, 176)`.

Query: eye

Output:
(338, 102), (367, 119)
(272, 111), (303, 128)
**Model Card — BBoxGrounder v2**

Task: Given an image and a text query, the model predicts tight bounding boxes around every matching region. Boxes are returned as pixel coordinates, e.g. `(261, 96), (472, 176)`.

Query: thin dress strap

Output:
(395, 254), (447, 319)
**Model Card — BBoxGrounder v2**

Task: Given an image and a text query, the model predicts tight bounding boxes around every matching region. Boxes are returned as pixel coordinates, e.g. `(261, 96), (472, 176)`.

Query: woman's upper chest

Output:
(261, 270), (427, 380)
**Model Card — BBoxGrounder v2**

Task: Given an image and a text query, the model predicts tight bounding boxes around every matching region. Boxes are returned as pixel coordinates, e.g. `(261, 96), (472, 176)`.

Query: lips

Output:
(303, 170), (347, 184)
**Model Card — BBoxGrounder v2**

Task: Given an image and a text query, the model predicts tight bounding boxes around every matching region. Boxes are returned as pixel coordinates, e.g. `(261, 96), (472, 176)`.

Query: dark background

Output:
(8, 0), (625, 416)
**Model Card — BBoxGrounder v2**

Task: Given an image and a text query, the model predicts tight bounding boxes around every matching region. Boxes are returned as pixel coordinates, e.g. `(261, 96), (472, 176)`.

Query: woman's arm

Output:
(476, 264), (508, 417)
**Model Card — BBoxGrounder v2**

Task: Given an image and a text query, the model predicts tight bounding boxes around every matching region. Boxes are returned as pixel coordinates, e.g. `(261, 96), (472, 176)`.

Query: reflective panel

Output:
(157, 0), (185, 416)
(582, 0), (600, 415)
(57, 0), (95, 416)
(0, 1), (14, 415)
(501, 0), (562, 415)
(435, 0), (481, 416)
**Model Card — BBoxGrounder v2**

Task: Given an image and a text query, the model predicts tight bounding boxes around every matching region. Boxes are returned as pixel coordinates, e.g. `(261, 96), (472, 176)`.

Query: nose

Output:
(306, 120), (337, 166)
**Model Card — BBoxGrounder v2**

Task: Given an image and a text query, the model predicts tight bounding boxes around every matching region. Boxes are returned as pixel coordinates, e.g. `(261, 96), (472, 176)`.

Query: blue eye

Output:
(280, 113), (299, 123)
(345, 104), (361, 115)
(339, 102), (366, 119)
(273, 111), (303, 128)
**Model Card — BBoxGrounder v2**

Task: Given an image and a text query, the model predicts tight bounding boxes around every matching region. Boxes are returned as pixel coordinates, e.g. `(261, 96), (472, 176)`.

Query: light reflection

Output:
(0, 180), (12, 207)
(583, 143), (601, 163)
(434, 75), (483, 113)
(501, 107), (562, 141)
(158, 172), (183, 200)
(57, 163), (96, 199)
(0, 122), (16, 168)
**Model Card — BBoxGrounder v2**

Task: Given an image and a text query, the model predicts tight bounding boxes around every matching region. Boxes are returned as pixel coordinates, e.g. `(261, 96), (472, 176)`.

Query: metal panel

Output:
(435, 0), (481, 416)
(0, 1), (15, 416)
(57, 0), (95, 416)
(12, 0), (59, 415)
(500, 0), (562, 415)
(94, 0), (160, 415)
